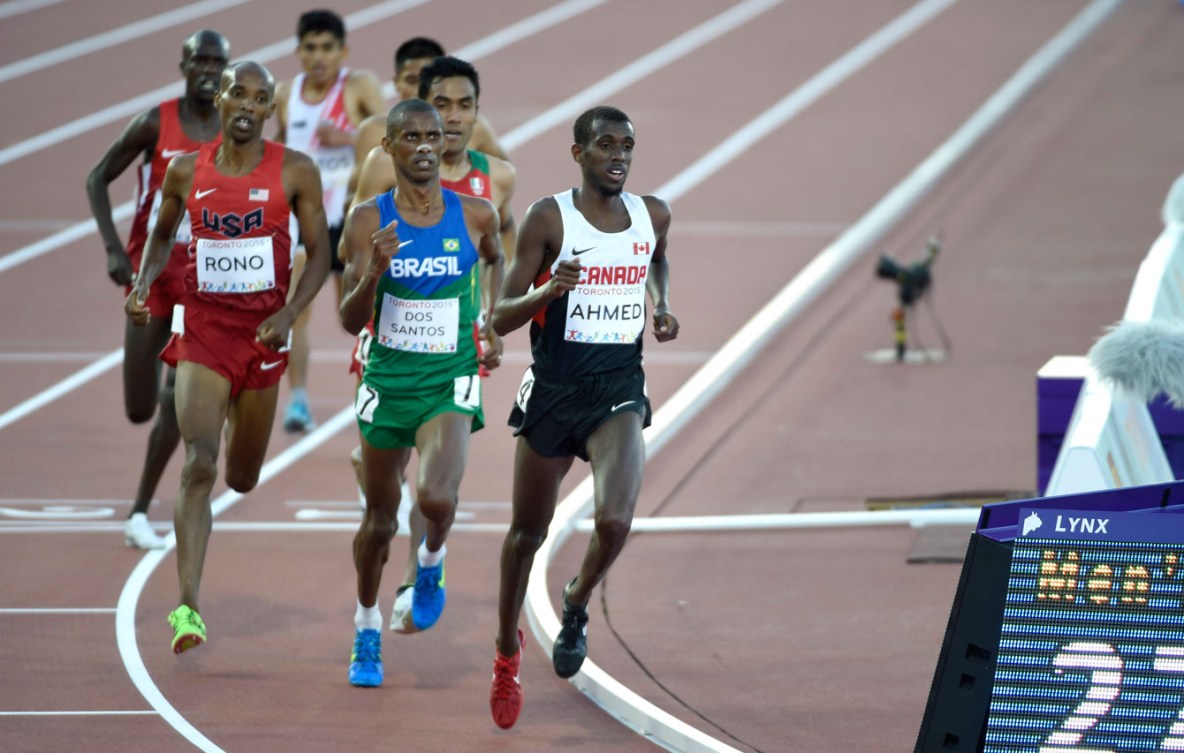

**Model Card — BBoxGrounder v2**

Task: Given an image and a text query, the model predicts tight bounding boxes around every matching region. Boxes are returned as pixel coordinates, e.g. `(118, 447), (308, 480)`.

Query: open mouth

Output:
(232, 115), (253, 131)
(606, 166), (626, 181)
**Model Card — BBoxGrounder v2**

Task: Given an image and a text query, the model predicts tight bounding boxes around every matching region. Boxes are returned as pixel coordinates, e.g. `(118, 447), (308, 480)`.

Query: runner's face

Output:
(297, 32), (345, 85)
(394, 57), (432, 100)
(426, 76), (477, 157)
(181, 39), (229, 105)
(383, 110), (443, 182)
(576, 119), (634, 195)
(216, 70), (275, 144)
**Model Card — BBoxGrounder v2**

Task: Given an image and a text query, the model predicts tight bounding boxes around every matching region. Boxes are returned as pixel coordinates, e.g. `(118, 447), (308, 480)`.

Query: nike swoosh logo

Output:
(161, 148), (186, 158)
(572, 246), (596, 256)
(398, 240), (413, 249)
(260, 360), (283, 371)
(611, 401), (635, 412)
(195, 188), (217, 199)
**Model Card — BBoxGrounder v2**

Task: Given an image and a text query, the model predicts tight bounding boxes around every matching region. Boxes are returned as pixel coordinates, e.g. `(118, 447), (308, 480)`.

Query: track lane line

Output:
(0, 0), (65, 20)
(0, 348), (122, 430)
(0, 0), (252, 85)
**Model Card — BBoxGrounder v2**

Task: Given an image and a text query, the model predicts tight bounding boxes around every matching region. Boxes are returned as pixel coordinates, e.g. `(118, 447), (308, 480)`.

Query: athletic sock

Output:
(355, 600), (382, 631)
(419, 540), (446, 568)
(291, 387), (309, 406)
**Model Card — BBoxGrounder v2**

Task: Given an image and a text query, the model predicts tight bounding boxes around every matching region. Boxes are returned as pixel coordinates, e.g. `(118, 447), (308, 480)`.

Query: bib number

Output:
(195, 236), (275, 294)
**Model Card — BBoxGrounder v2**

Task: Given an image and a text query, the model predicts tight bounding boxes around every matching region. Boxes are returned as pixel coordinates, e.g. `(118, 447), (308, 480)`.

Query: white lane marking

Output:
(0, 0), (66, 20)
(672, 220), (848, 237)
(0, 204), (133, 274)
(0, 348), (122, 430)
(0, 710), (156, 716)
(502, 0), (783, 152)
(0, 0), (251, 84)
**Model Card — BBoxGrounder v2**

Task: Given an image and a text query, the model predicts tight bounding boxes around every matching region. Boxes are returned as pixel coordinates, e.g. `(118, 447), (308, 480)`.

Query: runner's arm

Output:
(126, 153), (193, 324)
(85, 107), (160, 286)
(339, 200), (393, 336)
(273, 82), (290, 143)
(344, 116), (386, 209)
(491, 197), (575, 336)
(491, 158), (518, 265)
(644, 195), (678, 342)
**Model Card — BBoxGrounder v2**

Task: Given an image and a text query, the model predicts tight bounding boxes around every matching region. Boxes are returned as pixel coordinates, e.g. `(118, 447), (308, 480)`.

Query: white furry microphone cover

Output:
(1088, 319), (1184, 407)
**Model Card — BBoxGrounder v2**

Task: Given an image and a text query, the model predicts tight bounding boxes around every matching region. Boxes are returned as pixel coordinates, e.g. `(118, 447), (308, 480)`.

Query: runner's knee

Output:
(224, 464), (259, 494)
(592, 515), (632, 548)
(181, 446), (218, 493)
(509, 525), (547, 557)
(415, 485), (455, 523)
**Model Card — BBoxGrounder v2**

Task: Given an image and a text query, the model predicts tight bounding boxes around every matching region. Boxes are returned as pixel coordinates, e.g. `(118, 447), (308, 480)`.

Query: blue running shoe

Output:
(412, 555), (446, 631)
(349, 628), (382, 687)
(283, 399), (316, 433)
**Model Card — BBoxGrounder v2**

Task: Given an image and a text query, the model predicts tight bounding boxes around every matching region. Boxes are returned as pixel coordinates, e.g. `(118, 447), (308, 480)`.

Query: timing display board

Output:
(983, 508), (1184, 752)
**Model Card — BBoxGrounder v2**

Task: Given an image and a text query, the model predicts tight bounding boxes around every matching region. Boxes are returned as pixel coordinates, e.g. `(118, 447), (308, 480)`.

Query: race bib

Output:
(563, 264), (648, 344)
(195, 236), (275, 294)
(376, 294), (459, 353)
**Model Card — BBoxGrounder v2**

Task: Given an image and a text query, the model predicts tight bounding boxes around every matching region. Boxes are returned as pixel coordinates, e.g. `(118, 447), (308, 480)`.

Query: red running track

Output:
(2, 1), (1182, 751)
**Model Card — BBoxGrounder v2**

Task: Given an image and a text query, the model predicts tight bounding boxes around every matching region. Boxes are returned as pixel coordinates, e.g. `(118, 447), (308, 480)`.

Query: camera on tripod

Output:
(876, 236), (940, 306)
(872, 236), (944, 362)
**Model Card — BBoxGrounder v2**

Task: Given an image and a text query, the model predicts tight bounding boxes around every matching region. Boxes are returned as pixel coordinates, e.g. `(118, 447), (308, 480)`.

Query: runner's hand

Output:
(108, 247), (133, 286)
(367, 220), (400, 280)
(479, 321), (503, 372)
(653, 307), (679, 342)
(256, 309), (296, 351)
(547, 259), (581, 298)
(125, 285), (150, 326)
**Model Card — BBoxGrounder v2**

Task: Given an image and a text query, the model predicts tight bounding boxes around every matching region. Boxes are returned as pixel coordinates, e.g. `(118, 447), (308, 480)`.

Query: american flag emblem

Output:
(633, 242), (650, 255)
(249, 188), (269, 201)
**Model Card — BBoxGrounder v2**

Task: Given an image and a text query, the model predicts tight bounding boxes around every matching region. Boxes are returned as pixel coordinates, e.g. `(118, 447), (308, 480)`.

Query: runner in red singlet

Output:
(127, 61), (331, 656)
(85, 30), (230, 550)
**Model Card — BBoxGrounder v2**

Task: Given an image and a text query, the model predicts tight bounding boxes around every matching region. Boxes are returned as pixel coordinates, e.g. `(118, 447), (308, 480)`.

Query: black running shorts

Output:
(508, 363), (651, 461)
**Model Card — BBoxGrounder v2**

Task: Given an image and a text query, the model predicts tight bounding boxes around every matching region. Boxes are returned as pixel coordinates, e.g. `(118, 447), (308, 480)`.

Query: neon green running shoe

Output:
(168, 605), (206, 655)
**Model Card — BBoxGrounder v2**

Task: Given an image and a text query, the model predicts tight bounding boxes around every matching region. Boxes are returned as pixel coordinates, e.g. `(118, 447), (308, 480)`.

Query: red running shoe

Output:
(491, 629), (525, 729)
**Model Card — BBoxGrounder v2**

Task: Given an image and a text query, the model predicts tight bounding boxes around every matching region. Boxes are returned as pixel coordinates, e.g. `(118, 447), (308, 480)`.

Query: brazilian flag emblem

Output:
(443, 238), (460, 252)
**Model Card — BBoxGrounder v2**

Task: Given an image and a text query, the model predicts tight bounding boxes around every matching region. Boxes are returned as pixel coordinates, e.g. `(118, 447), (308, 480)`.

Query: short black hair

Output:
(297, 10), (345, 43)
(573, 106), (631, 147)
(395, 37), (445, 72)
(386, 98), (441, 139)
(416, 56), (480, 101)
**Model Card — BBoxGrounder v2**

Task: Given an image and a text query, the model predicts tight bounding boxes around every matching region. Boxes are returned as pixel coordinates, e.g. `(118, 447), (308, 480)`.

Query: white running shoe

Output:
(390, 586), (421, 634)
(124, 513), (165, 549)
